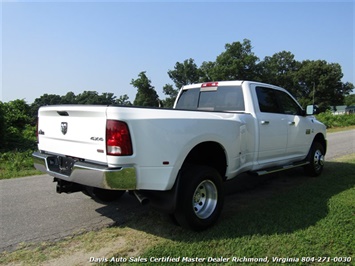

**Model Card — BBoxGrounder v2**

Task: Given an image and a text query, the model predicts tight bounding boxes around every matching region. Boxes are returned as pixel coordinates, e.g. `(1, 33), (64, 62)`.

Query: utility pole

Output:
(313, 82), (316, 106)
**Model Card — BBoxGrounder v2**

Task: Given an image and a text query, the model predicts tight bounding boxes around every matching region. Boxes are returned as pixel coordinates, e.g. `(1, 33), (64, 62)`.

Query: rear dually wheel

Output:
(173, 165), (224, 231)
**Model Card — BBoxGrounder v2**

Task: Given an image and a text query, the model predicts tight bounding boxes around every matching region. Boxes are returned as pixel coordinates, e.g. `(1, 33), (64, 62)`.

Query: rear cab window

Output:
(175, 85), (245, 112)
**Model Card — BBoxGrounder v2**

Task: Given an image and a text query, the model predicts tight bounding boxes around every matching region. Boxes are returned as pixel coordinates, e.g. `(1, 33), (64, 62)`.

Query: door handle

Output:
(261, 120), (270, 125)
(288, 121), (295, 125)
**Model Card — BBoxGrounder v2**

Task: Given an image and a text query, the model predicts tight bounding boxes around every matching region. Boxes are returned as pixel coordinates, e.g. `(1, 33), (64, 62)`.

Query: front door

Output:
(276, 92), (313, 158)
(255, 86), (288, 165)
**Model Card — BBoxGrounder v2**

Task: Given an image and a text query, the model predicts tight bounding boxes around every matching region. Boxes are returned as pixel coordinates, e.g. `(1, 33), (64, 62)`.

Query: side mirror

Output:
(306, 105), (319, 115)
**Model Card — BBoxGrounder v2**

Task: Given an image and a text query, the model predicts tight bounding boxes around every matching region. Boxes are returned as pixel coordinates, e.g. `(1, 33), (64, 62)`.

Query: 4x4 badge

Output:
(61, 122), (68, 135)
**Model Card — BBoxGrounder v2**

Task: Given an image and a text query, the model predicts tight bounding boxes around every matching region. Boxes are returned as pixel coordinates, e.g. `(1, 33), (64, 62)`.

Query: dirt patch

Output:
(38, 228), (163, 266)
(42, 238), (126, 266)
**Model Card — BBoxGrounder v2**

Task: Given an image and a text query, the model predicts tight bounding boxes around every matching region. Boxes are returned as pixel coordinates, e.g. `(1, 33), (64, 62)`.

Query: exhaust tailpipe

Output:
(133, 191), (149, 205)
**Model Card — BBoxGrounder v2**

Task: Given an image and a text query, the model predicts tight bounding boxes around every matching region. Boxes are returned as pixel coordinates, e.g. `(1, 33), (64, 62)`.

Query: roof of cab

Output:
(181, 80), (287, 93)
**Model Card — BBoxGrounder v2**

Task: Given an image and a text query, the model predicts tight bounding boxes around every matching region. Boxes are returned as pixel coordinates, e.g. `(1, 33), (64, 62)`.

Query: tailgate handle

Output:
(57, 111), (69, 116)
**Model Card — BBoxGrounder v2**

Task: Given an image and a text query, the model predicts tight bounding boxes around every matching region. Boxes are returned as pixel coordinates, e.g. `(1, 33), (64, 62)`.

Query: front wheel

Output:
(304, 142), (325, 176)
(173, 165), (224, 231)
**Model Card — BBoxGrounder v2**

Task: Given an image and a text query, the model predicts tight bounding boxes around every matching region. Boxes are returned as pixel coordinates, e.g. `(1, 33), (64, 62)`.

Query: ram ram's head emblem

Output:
(61, 122), (68, 135)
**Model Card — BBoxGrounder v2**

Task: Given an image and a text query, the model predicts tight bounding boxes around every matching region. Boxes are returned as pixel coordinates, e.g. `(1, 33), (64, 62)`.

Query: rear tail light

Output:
(106, 120), (133, 156)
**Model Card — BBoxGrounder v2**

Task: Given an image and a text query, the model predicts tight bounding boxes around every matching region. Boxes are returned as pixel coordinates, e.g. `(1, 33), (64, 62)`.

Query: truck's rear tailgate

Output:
(37, 105), (108, 163)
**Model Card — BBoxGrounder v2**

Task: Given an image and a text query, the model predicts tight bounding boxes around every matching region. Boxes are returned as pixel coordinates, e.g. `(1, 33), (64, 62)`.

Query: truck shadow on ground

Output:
(95, 159), (355, 242)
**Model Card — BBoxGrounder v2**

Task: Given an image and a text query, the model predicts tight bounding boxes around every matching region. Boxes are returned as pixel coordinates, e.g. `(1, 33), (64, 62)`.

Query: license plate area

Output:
(47, 156), (75, 176)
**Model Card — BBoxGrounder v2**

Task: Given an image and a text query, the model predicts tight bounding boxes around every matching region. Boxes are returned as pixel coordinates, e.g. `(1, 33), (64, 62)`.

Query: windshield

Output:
(175, 86), (245, 112)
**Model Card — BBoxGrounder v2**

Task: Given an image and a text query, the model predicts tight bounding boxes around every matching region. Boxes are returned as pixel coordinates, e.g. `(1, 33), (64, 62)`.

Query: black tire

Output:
(304, 142), (325, 177)
(173, 165), (224, 231)
(84, 186), (125, 202)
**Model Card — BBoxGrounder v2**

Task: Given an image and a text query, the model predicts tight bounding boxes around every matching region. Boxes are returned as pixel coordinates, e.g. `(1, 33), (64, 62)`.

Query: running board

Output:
(253, 161), (310, 176)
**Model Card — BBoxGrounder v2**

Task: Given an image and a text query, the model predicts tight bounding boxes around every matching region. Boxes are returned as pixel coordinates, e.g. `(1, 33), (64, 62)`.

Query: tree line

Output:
(1, 38), (354, 152)
(162, 39), (354, 110)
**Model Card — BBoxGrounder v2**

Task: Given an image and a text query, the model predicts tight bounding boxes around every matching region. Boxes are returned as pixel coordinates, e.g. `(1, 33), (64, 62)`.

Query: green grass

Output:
(0, 151), (41, 179)
(326, 125), (355, 133)
(1, 155), (354, 265)
(129, 154), (355, 265)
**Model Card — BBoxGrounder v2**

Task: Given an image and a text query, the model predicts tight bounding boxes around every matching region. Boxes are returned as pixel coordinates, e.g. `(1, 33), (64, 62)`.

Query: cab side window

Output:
(277, 91), (302, 115)
(256, 87), (281, 113)
(256, 86), (302, 115)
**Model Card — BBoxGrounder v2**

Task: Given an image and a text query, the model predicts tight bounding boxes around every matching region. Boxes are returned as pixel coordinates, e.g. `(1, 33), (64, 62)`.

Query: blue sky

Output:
(1, 0), (354, 104)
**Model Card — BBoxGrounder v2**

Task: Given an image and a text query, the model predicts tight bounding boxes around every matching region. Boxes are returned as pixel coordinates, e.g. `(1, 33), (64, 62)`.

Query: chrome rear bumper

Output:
(32, 151), (136, 190)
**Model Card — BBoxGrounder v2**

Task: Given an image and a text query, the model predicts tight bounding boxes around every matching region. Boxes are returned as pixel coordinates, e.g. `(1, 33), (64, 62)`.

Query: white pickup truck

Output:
(33, 80), (326, 230)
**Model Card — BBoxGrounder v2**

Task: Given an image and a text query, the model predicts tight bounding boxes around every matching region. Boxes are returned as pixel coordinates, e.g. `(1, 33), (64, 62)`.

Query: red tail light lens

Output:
(201, 82), (218, 87)
(106, 120), (133, 156)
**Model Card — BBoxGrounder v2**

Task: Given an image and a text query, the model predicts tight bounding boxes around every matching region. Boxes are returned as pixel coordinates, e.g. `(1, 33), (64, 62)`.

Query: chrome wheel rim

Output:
(192, 180), (218, 219)
(314, 149), (324, 171)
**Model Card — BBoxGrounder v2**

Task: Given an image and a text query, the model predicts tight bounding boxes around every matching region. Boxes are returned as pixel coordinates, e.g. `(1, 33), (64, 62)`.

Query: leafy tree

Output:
(115, 94), (132, 106)
(32, 93), (62, 106)
(60, 92), (77, 104)
(163, 38), (353, 112)
(98, 92), (117, 105)
(31, 93), (61, 110)
(163, 59), (202, 108)
(295, 60), (353, 111)
(131, 72), (159, 107)
(199, 61), (216, 82)
(1, 100), (36, 151)
(0, 102), (5, 149)
(4, 99), (32, 128)
(76, 91), (101, 104)
(162, 84), (178, 108)
(201, 39), (260, 81)
(344, 93), (355, 106)
(168, 58), (201, 89)
(66, 91), (115, 105)
(30, 93), (62, 118)
(258, 51), (301, 96)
